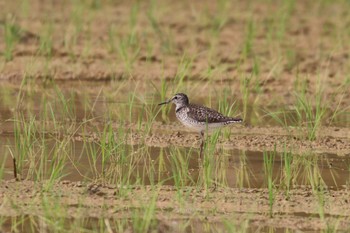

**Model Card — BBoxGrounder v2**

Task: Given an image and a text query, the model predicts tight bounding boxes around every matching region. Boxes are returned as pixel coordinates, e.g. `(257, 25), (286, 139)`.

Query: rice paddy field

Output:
(0, 0), (350, 232)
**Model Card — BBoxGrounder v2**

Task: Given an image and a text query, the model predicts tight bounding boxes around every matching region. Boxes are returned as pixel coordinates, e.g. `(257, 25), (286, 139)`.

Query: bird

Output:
(158, 93), (243, 157)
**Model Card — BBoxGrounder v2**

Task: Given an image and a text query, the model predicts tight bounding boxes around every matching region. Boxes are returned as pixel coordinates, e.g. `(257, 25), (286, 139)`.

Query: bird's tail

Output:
(227, 117), (243, 123)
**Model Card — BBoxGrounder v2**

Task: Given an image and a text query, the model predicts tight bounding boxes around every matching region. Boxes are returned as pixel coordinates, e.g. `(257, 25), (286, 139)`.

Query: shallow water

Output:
(1, 133), (349, 189)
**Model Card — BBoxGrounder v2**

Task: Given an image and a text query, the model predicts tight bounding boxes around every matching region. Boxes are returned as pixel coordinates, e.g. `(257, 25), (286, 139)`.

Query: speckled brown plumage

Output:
(186, 104), (242, 124)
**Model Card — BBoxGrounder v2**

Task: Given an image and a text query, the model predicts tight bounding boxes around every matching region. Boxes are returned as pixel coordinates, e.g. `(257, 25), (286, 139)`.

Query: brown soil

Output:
(1, 180), (350, 231)
(1, 123), (349, 155)
(129, 124), (350, 155)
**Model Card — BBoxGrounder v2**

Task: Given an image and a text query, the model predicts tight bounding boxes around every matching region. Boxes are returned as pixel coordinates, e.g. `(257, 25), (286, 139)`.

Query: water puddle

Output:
(1, 133), (349, 189)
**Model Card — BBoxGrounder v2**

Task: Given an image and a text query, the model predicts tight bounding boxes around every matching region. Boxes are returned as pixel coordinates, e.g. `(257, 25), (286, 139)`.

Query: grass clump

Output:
(2, 15), (21, 61)
(267, 76), (342, 141)
(263, 148), (276, 218)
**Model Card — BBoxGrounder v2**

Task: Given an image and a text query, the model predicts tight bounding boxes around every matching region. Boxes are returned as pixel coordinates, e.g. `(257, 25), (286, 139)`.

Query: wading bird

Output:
(159, 93), (242, 157)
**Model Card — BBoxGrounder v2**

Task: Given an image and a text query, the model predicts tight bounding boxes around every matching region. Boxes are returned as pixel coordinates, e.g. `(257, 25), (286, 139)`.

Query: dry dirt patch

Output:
(0, 180), (350, 231)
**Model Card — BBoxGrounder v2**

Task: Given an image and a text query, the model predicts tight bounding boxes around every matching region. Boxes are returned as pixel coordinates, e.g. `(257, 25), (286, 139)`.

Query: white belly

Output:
(177, 114), (225, 132)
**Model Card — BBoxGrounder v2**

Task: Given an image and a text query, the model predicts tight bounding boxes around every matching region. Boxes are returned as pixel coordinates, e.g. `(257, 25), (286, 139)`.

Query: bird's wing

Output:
(187, 104), (234, 123)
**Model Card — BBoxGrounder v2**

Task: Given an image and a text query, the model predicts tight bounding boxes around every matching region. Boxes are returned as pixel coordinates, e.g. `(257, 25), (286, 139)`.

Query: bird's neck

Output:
(175, 103), (187, 112)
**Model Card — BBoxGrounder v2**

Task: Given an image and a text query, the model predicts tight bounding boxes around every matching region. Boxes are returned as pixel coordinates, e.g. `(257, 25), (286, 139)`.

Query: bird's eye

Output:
(174, 96), (178, 100)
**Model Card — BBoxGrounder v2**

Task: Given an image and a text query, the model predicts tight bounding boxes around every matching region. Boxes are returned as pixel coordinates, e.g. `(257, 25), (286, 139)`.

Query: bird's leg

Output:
(199, 131), (204, 158)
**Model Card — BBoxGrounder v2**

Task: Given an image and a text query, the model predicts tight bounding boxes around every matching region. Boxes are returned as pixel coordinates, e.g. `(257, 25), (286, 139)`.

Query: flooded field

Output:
(1, 0), (350, 232)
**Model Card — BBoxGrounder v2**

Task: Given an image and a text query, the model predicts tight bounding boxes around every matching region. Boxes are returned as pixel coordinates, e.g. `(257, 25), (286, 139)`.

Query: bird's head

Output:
(158, 93), (189, 107)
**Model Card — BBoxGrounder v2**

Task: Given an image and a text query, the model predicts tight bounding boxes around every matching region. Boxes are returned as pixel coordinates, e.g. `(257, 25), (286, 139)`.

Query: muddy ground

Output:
(1, 180), (350, 231)
(123, 124), (350, 155)
(1, 121), (349, 155)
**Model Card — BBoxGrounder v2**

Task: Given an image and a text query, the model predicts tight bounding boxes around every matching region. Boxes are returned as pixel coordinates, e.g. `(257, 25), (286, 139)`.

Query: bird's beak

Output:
(158, 99), (171, 106)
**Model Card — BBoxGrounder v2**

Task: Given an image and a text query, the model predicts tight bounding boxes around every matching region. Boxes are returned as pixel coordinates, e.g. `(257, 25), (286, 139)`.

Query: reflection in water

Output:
(1, 134), (349, 189)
